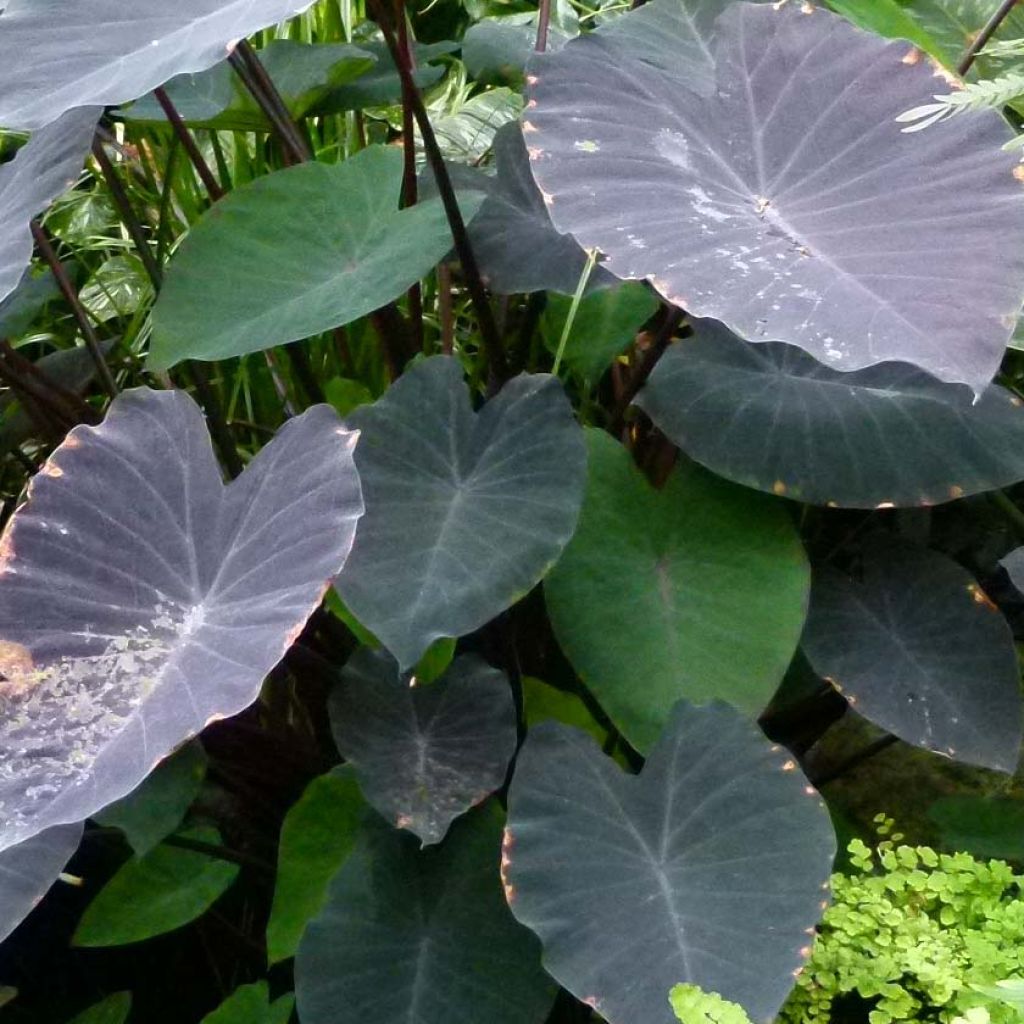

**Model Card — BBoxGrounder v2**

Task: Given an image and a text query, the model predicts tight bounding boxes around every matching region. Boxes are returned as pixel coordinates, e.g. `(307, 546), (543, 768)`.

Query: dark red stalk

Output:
(29, 220), (119, 398)
(535, 0), (552, 53)
(958, 0), (1019, 75)
(153, 87), (224, 200)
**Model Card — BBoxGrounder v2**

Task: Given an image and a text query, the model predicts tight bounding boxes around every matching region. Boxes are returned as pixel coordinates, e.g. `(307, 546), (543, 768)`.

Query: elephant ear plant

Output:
(0, 0), (1023, 1022)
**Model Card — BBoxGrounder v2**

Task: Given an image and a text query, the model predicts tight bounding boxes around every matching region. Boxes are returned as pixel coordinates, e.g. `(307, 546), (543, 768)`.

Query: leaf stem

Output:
(958, 0), (1020, 75)
(811, 734), (899, 788)
(608, 304), (683, 434)
(535, 0), (553, 53)
(552, 248), (598, 376)
(162, 833), (274, 875)
(153, 87), (225, 200)
(29, 220), (119, 398)
(371, 0), (508, 387)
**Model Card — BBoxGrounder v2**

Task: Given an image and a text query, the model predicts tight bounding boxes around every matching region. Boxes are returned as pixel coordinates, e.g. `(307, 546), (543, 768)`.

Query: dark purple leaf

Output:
(0, 387), (362, 853)
(525, 0), (1024, 392)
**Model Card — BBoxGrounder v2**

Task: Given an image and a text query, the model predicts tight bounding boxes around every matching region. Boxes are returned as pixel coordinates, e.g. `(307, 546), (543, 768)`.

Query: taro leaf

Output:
(201, 982), (294, 1024)
(79, 254), (153, 324)
(0, 824), (83, 944)
(122, 41), (376, 130)
(73, 825), (238, 946)
(542, 281), (658, 379)
(928, 795), (1024, 861)
(635, 318), (1024, 509)
(312, 40), (458, 111)
(0, 0), (320, 131)
(0, 266), (60, 339)
(0, 107), (99, 308)
(149, 147), (477, 368)
(459, 122), (617, 295)
(522, 675), (606, 745)
(328, 648), (517, 845)
(94, 741), (207, 856)
(525, 0), (1024, 393)
(0, 339), (117, 456)
(544, 429), (808, 752)
(504, 703), (836, 1024)
(295, 802), (557, 1024)
(463, 17), (574, 84)
(906, 0), (1024, 75)
(0, 386), (362, 853)
(801, 542), (1021, 772)
(336, 355), (586, 669)
(1001, 544), (1024, 595)
(67, 992), (132, 1024)
(825, 0), (943, 56)
(266, 766), (364, 964)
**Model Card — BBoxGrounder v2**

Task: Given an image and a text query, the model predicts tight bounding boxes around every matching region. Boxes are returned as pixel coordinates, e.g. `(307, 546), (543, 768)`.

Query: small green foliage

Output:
(781, 831), (1024, 1024)
(669, 983), (754, 1024)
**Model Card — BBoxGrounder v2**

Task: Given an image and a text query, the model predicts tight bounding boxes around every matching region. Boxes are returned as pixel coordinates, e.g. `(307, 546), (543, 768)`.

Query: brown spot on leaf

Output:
(826, 500), (838, 508)
(782, 759), (796, 771)
(525, 74), (538, 86)
(902, 48), (922, 66)
(0, 642), (35, 697)
(804, 786), (816, 796)
(396, 814), (414, 830)
(875, 501), (895, 510)
(582, 996), (603, 1010)
(929, 59), (962, 88)
(500, 827), (515, 905)
(773, 480), (787, 496)
(1014, 165), (1024, 183)
(967, 582), (998, 612)
(527, 146), (543, 161)
(949, 484), (964, 499)
(40, 460), (63, 478)
(1011, 395), (1023, 407)
(0, 526), (15, 575)
(800, 945), (812, 958)
(522, 120), (538, 133)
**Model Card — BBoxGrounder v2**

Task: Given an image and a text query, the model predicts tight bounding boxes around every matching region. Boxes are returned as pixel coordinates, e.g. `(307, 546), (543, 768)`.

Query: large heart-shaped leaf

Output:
(801, 542), (1021, 772)
(0, 824), (83, 944)
(329, 648), (517, 845)
(149, 146), (477, 368)
(0, 107), (99, 307)
(0, 0), (319, 130)
(0, 387), (362, 852)
(504, 702), (836, 1024)
(122, 41), (376, 130)
(525, 0), (1024, 392)
(201, 983), (294, 1024)
(295, 803), (557, 1024)
(335, 356), (586, 669)
(544, 429), (808, 752)
(462, 122), (617, 295)
(636, 318), (1024, 508)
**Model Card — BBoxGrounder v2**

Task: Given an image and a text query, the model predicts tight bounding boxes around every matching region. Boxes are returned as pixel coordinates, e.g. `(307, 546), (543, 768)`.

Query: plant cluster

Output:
(1, 0), (1024, 1022)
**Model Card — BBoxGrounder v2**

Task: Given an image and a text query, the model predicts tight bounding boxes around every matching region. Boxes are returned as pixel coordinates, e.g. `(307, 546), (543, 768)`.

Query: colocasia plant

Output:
(2, 0), (1024, 1022)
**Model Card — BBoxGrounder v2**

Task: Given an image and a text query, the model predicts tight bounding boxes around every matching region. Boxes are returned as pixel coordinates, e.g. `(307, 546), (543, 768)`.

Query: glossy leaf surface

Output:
(526, 0), (1024, 391)
(150, 147), (475, 368)
(329, 648), (517, 844)
(0, 824), (82, 944)
(802, 542), (1021, 772)
(0, 387), (362, 852)
(295, 804), (557, 1024)
(336, 356), (586, 668)
(0, 107), (99, 308)
(505, 703), (835, 1024)
(68, 993), (131, 1024)
(545, 430), (808, 751)
(73, 826), (238, 946)
(636, 319), (1024, 508)
(266, 766), (364, 964)
(0, 0), (318, 130)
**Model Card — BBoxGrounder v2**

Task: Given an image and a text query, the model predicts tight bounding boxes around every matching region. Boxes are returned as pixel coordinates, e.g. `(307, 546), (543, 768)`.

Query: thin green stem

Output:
(552, 248), (598, 376)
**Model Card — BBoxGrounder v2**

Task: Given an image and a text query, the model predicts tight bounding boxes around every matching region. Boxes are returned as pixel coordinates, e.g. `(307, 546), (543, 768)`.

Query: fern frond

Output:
(980, 37), (1024, 61)
(896, 70), (1024, 131)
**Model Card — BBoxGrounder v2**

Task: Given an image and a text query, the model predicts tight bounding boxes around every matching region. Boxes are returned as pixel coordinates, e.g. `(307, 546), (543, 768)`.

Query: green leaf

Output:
(336, 356), (587, 669)
(542, 282), (658, 380)
(149, 147), (480, 368)
(463, 16), (574, 84)
(73, 827), (239, 947)
(329, 649), (517, 845)
(0, 266), (60, 339)
(544, 429), (809, 751)
(903, 0), (1024, 73)
(78, 254), (154, 323)
(505, 703), (835, 1024)
(826, 0), (943, 56)
(67, 993), (132, 1024)
(802, 541), (1021, 772)
(123, 41), (376, 129)
(295, 803), (557, 1024)
(670, 984), (755, 1024)
(200, 982), (294, 1024)
(323, 376), (375, 418)
(427, 88), (524, 163)
(266, 767), (364, 964)
(522, 675), (606, 745)
(928, 796), (1024, 861)
(94, 742), (207, 856)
